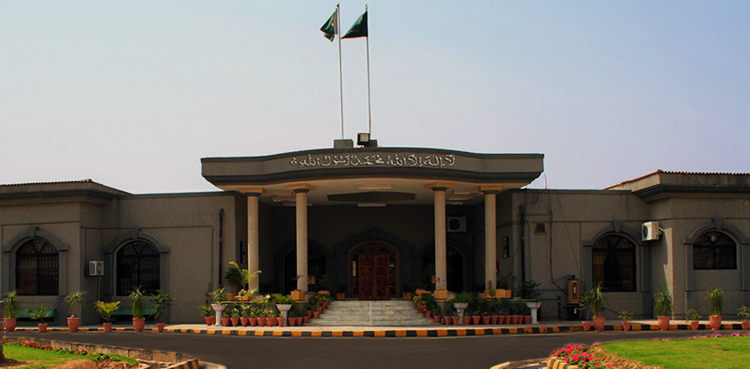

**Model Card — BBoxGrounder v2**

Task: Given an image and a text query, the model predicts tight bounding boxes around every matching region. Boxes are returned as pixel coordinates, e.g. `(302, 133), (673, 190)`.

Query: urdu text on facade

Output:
(290, 154), (456, 168)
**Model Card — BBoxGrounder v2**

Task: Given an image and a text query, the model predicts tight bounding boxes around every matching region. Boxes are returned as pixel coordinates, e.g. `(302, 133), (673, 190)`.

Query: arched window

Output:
(16, 238), (59, 295)
(116, 240), (160, 295)
(592, 234), (636, 292)
(694, 231), (736, 270)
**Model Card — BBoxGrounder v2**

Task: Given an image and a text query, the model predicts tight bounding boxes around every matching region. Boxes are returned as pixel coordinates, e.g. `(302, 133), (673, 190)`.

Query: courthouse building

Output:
(1, 143), (748, 324)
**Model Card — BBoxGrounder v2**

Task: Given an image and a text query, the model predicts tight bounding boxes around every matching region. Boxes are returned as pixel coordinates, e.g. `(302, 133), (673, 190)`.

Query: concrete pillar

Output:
(289, 184), (315, 292)
(483, 190), (499, 289)
(246, 192), (261, 291)
(426, 183), (452, 291)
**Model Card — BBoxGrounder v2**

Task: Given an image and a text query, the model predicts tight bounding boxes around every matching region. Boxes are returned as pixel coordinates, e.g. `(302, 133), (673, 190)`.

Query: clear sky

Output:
(1, 1), (748, 194)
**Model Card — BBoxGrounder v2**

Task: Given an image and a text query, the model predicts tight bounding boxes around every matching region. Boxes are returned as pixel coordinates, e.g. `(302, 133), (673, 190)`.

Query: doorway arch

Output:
(350, 242), (397, 300)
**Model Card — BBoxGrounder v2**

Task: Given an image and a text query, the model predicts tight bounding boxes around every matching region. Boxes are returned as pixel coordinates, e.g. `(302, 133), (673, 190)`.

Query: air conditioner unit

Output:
(447, 217), (467, 233)
(641, 221), (662, 241)
(88, 261), (104, 276)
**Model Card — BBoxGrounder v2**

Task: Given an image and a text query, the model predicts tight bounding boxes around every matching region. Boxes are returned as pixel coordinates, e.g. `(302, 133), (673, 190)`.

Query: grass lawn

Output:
(597, 334), (750, 369)
(2, 344), (138, 369)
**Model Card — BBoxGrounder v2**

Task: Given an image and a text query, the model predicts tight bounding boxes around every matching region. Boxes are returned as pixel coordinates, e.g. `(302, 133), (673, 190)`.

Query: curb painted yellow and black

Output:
(9, 322), (746, 338)
(547, 357), (579, 369)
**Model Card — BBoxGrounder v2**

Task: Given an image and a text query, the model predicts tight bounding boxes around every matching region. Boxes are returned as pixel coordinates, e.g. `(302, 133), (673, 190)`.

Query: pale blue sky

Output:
(1, 1), (748, 193)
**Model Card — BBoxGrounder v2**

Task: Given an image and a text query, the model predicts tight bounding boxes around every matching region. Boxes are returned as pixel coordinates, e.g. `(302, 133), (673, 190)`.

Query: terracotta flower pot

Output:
(297, 317), (305, 326)
(657, 316), (670, 331)
(303, 316), (309, 325)
(472, 316), (480, 325)
(426, 311), (433, 318)
(204, 316), (213, 325)
(462, 316), (471, 325)
(444, 317), (452, 325)
(313, 311), (321, 319)
(742, 321), (749, 330)
(257, 317), (267, 326)
(231, 317), (239, 327)
(221, 317), (231, 327)
(582, 321), (592, 331)
(277, 317), (286, 327)
(593, 316), (606, 332)
(67, 317), (80, 332)
(710, 315), (722, 330)
(249, 317), (257, 326)
(266, 317), (276, 326)
(490, 315), (498, 325)
(241, 317), (249, 326)
(133, 318), (146, 332)
(434, 315), (441, 324)
(227, 293), (237, 301)
(156, 322), (165, 333)
(102, 322), (112, 332)
(4, 318), (16, 332)
(452, 316), (460, 325)
(38, 323), (48, 332)
(690, 320), (700, 331)
(482, 316), (491, 325)
(524, 316), (531, 324)
(622, 321), (631, 332)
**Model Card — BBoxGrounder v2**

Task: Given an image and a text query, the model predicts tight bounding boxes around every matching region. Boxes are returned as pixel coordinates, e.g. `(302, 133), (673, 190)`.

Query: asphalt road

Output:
(6, 329), (737, 369)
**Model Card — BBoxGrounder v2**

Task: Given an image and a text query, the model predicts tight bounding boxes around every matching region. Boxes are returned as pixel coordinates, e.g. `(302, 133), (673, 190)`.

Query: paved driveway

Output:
(6, 329), (736, 369)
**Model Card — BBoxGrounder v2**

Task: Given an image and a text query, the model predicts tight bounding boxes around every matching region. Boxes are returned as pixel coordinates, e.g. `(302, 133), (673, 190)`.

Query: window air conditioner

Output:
(88, 261), (104, 276)
(641, 222), (662, 241)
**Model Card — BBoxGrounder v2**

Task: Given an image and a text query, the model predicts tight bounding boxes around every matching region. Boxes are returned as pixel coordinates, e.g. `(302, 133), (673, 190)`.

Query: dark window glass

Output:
(693, 231), (736, 270)
(592, 235), (636, 292)
(116, 240), (160, 295)
(16, 239), (59, 295)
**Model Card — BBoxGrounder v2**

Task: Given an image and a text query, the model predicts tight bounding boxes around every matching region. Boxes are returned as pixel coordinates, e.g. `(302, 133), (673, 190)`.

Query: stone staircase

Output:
(307, 300), (437, 327)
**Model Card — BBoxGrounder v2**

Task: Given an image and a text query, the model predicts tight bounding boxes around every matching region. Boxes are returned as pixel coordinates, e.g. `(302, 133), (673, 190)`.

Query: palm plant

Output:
(3, 290), (20, 319)
(653, 285), (673, 317)
(27, 305), (50, 324)
(65, 291), (86, 318)
(129, 287), (145, 319)
(580, 284), (606, 318)
(94, 301), (121, 323)
(705, 287), (723, 316)
(149, 290), (175, 323)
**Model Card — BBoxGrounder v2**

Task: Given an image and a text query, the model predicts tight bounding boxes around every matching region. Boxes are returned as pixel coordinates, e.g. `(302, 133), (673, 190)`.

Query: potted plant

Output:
(452, 292), (472, 325)
(149, 290), (175, 333)
(520, 280), (542, 324)
(653, 285), (673, 331)
(705, 287), (723, 330)
(580, 284), (606, 332)
(224, 262), (262, 300)
(129, 287), (146, 332)
(618, 310), (634, 332)
(26, 304), (50, 332)
(737, 306), (750, 330)
(273, 294), (294, 326)
(3, 291), (20, 332)
(199, 305), (214, 325)
(686, 308), (702, 331)
(209, 287), (227, 327)
(64, 291), (86, 332)
(94, 301), (120, 332)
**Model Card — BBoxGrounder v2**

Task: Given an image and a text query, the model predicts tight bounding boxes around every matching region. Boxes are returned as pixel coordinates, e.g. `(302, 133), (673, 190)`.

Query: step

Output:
(307, 300), (437, 327)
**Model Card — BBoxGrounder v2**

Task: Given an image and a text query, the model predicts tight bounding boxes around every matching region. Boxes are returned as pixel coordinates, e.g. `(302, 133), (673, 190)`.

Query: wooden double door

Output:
(358, 253), (390, 300)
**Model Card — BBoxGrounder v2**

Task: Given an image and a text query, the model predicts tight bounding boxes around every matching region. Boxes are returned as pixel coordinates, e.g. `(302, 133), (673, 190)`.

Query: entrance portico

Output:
(202, 147), (543, 298)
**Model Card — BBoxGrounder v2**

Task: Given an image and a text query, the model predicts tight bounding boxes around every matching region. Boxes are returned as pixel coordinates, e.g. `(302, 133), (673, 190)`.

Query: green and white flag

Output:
(342, 10), (367, 39)
(321, 8), (338, 41)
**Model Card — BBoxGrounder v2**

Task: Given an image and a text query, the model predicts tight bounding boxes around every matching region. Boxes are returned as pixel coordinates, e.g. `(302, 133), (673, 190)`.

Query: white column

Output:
(295, 189), (309, 291)
(246, 192), (261, 291)
(430, 185), (449, 290)
(484, 190), (498, 289)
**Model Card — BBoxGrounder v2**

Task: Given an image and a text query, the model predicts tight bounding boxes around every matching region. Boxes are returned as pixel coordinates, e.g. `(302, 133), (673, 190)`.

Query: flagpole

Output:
(337, 4), (345, 140)
(365, 5), (372, 136)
